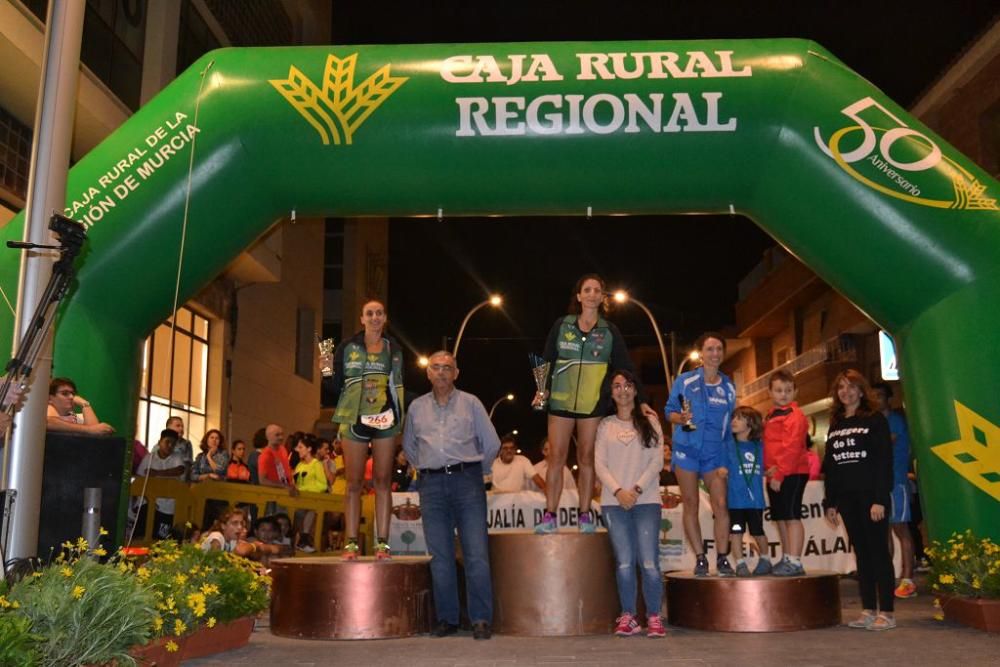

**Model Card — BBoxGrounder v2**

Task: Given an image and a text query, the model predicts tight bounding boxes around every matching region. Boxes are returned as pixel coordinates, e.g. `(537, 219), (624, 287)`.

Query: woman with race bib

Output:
(533, 274), (654, 534)
(326, 299), (404, 560)
(665, 332), (736, 576)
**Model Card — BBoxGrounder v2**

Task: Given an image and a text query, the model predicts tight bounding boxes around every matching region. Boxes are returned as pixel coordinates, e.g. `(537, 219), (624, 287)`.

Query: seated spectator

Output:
(492, 433), (544, 493)
(226, 439), (252, 482)
(247, 515), (288, 565)
(193, 429), (229, 481)
(135, 429), (186, 539)
(532, 439), (577, 494)
(46, 377), (114, 435)
(273, 512), (294, 547)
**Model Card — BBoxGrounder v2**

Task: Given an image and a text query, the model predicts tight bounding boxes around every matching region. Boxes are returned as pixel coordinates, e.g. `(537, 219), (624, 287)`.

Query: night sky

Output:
(330, 2), (999, 458)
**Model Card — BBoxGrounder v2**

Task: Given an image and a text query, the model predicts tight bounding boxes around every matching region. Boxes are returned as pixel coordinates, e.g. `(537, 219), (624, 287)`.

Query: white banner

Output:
(390, 482), (901, 574)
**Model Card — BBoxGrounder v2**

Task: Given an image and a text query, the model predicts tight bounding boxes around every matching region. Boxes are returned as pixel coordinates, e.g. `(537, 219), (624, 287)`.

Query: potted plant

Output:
(139, 541), (270, 660)
(928, 529), (1000, 632)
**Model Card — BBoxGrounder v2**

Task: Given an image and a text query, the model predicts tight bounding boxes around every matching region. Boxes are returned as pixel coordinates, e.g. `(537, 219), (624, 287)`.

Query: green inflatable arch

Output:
(2, 39), (998, 542)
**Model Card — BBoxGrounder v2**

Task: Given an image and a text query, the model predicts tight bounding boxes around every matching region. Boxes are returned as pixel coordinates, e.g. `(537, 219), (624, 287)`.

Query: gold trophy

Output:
(529, 353), (550, 412)
(316, 333), (335, 378)
(680, 395), (697, 432)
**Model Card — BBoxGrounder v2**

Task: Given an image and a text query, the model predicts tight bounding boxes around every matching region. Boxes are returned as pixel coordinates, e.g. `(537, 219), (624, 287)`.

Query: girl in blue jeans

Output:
(595, 369), (666, 638)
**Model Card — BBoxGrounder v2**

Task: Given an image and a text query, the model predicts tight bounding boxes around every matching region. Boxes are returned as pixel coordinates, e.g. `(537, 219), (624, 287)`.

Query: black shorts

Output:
(548, 407), (603, 420)
(767, 473), (808, 520)
(729, 508), (764, 536)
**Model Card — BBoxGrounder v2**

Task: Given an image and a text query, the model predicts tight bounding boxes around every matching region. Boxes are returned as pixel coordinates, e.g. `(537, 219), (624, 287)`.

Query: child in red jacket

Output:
(764, 370), (811, 576)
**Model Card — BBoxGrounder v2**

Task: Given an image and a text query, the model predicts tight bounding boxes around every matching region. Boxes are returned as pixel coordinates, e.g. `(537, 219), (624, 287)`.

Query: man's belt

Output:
(419, 461), (482, 475)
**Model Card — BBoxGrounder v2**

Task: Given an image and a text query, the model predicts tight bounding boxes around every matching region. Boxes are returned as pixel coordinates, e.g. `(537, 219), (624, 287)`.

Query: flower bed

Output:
(929, 530), (1000, 632)
(0, 537), (269, 665)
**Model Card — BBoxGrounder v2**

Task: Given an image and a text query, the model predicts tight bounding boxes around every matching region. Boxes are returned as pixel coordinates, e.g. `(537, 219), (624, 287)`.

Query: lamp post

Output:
(676, 350), (701, 377)
(489, 393), (515, 419)
(452, 294), (502, 359)
(613, 290), (673, 390)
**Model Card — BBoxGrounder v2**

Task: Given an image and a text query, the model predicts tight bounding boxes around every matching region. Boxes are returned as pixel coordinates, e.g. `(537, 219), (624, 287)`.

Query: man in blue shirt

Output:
(403, 350), (501, 640)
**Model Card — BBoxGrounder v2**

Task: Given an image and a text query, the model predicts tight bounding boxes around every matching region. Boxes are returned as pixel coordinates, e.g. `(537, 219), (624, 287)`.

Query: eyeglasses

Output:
(430, 364), (455, 372)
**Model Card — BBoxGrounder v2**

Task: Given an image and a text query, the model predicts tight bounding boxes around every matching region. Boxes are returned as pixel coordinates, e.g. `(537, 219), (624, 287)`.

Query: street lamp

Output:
(676, 350), (701, 376)
(452, 294), (503, 359)
(489, 393), (515, 419)
(613, 290), (673, 390)
(417, 355), (430, 368)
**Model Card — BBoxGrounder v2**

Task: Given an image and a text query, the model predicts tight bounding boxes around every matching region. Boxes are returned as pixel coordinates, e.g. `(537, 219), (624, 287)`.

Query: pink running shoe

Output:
(614, 612), (642, 637)
(646, 614), (667, 638)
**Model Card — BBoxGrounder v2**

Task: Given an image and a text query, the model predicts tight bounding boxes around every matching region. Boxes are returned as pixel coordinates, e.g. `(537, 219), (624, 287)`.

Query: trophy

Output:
(680, 395), (697, 432)
(529, 353), (550, 411)
(316, 333), (335, 378)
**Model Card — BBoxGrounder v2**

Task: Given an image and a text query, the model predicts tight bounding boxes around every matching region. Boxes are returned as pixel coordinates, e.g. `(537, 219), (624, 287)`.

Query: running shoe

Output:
(752, 558), (773, 576)
(848, 611), (876, 629)
(614, 612), (642, 637)
(868, 614), (897, 631)
(735, 561), (751, 578)
(894, 578), (917, 598)
(578, 510), (596, 534)
(693, 555), (709, 577)
(646, 614), (667, 638)
(716, 556), (736, 577)
(375, 539), (392, 561)
(772, 557), (805, 577)
(341, 539), (360, 561)
(534, 510), (558, 534)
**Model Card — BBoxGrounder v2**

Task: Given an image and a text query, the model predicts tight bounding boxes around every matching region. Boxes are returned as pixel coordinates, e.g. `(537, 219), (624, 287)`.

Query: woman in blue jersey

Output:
(665, 332), (736, 576)
(533, 274), (653, 534)
(326, 299), (404, 560)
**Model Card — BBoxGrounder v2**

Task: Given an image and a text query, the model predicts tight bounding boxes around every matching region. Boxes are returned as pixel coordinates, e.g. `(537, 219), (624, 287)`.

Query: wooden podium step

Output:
(665, 570), (842, 631)
(489, 532), (623, 636)
(269, 555), (433, 639)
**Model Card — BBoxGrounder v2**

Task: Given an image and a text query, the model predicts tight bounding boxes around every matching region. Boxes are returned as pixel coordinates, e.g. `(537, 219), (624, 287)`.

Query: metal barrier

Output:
(127, 478), (375, 553)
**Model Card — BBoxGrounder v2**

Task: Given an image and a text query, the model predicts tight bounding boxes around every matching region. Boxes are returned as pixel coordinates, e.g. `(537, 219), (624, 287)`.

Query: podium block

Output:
(270, 555), (433, 639)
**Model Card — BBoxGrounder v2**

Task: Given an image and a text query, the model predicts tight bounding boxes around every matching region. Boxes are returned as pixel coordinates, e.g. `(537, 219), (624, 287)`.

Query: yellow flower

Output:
(153, 616), (163, 631)
(939, 574), (955, 585)
(165, 640), (178, 653)
(76, 537), (89, 551)
(99, 527), (108, 536)
(200, 583), (219, 596)
(93, 547), (107, 557)
(933, 598), (941, 608)
(207, 617), (217, 628)
(0, 596), (10, 609)
(72, 585), (86, 599)
(934, 612), (944, 621)
(136, 567), (150, 580)
(972, 578), (981, 590)
(174, 619), (187, 636)
(31, 572), (42, 578)
(173, 573), (188, 585)
(11, 601), (19, 609)
(60, 566), (73, 577)
(961, 554), (970, 561)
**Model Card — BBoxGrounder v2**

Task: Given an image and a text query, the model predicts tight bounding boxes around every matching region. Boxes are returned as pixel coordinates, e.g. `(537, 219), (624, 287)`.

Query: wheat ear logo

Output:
(933, 401), (1000, 502)
(270, 53), (407, 145)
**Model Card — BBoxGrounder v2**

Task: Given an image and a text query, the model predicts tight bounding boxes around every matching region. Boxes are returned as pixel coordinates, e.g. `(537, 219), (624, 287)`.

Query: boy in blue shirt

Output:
(726, 406), (772, 577)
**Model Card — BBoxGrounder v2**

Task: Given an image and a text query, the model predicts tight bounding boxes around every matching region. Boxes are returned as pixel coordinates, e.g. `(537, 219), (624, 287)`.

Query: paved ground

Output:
(188, 577), (999, 666)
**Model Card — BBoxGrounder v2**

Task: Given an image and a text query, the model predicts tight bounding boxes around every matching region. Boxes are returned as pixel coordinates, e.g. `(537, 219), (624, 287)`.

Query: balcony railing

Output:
(740, 335), (857, 397)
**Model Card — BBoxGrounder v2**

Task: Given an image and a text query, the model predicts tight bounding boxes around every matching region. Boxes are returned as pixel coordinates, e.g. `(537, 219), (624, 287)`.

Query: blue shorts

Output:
(673, 441), (727, 475)
(890, 482), (911, 523)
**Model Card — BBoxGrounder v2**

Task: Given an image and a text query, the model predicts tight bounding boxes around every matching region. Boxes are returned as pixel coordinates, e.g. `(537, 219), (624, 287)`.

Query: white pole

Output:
(2, 0), (86, 561)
